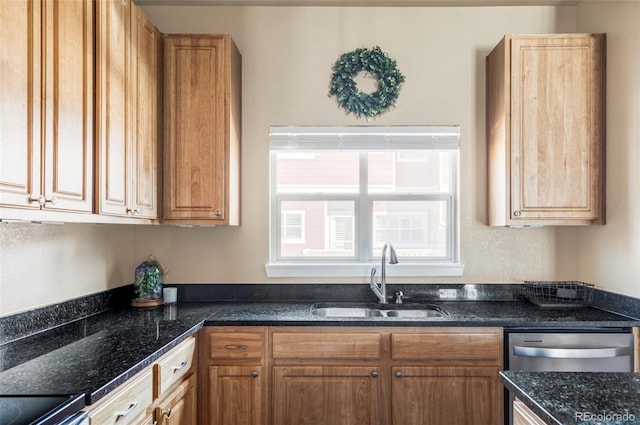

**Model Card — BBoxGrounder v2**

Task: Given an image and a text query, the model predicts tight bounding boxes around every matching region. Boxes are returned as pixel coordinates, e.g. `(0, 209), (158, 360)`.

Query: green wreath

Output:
(328, 46), (405, 118)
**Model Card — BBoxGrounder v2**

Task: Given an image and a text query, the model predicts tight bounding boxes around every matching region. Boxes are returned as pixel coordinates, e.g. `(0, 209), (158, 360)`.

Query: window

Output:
(267, 126), (463, 277)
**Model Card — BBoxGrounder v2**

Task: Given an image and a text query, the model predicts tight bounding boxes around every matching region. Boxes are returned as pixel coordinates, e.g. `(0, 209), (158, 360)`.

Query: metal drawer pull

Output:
(172, 361), (188, 372)
(251, 371), (259, 378)
(115, 402), (139, 418)
(514, 346), (632, 359)
(164, 408), (172, 418)
(371, 371), (379, 378)
(395, 371), (403, 378)
(225, 344), (248, 350)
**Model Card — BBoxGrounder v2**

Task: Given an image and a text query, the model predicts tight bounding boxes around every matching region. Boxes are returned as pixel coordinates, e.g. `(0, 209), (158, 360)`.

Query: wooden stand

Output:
(131, 298), (164, 308)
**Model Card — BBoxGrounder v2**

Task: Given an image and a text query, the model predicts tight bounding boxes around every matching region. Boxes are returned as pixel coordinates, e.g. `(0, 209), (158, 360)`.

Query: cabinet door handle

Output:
(115, 401), (139, 418)
(225, 344), (248, 350)
(251, 371), (259, 378)
(29, 195), (46, 206)
(164, 407), (172, 418)
(172, 361), (188, 372)
(514, 346), (632, 359)
(395, 371), (403, 378)
(371, 371), (379, 378)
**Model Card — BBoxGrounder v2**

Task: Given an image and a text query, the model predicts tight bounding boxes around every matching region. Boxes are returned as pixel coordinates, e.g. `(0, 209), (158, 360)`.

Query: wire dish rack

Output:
(520, 281), (595, 308)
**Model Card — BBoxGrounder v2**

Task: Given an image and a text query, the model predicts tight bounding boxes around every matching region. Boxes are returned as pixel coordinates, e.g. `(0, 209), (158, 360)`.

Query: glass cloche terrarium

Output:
(132, 256), (165, 307)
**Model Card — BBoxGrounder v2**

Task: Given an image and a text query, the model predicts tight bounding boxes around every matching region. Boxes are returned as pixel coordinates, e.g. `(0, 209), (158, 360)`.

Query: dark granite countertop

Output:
(500, 371), (640, 425)
(1, 299), (638, 406)
(204, 300), (639, 328)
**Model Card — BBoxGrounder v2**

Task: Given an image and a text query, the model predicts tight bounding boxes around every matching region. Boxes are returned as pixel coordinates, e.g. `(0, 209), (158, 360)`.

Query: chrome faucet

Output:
(370, 242), (399, 304)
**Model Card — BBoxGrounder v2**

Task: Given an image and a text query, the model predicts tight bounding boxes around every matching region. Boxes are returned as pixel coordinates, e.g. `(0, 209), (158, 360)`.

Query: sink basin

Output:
(311, 303), (448, 319)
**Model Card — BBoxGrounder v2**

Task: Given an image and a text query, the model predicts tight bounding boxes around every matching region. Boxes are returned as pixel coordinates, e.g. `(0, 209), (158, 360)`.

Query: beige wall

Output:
(3, 2), (637, 316)
(132, 5), (577, 284)
(0, 223), (134, 315)
(572, 1), (640, 297)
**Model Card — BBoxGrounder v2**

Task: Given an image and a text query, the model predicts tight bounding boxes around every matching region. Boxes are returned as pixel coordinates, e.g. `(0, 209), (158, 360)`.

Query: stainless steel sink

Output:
(310, 303), (448, 319)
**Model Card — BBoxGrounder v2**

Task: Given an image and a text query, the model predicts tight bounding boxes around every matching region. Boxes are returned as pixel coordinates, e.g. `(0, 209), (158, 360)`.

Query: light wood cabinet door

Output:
(155, 373), (197, 425)
(1, 0), (93, 212)
(0, 0), (42, 209)
(130, 2), (159, 219)
(272, 366), (383, 425)
(163, 35), (241, 225)
(208, 366), (262, 425)
(391, 366), (501, 425)
(487, 34), (605, 226)
(42, 0), (94, 212)
(96, 0), (131, 216)
(96, 0), (159, 219)
(513, 398), (546, 425)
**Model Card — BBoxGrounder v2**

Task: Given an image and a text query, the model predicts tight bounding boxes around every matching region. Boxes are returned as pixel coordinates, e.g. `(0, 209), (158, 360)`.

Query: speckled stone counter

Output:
(500, 371), (640, 425)
(0, 304), (216, 404)
(1, 299), (638, 407)
(205, 300), (639, 328)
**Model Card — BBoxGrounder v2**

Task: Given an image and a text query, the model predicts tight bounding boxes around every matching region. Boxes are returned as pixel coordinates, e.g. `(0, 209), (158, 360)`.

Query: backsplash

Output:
(0, 285), (133, 345)
(2, 283), (639, 347)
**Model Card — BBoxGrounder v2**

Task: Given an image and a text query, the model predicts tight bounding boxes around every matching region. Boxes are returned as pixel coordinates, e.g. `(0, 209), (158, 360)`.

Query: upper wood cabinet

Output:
(0, 0), (94, 213)
(486, 34), (605, 226)
(163, 34), (241, 226)
(130, 2), (161, 219)
(96, 0), (160, 219)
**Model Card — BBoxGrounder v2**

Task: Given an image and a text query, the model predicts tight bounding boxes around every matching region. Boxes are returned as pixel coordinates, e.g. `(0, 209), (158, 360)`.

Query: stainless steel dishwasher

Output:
(505, 329), (634, 424)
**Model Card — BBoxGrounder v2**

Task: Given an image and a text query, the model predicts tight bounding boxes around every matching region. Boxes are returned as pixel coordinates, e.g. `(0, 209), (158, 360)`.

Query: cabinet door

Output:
(272, 366), (382, 425)
(208, 366), (262, 425)
(510, 35), (604, 222)
(0, 0), (42, 208)
(155, 373), (197, 425)
(130, 3), (159, 219)
(96, 0), (130, 216)
(391, 366), (501, 425)
(513, 398), (547, 425)
(163, 35), (227, 222)
(42, 0), (93, 212)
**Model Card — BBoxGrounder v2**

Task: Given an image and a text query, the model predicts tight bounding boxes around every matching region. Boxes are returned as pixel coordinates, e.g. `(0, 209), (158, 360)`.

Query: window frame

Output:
(266, 126), (464, 278)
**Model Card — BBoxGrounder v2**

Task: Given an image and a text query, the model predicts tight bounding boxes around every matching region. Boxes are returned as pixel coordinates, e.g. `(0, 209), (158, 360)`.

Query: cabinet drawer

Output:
(154, 337), (196, 398)
(87, 368), (153, 425)
(392, 330), (501, 361)
(208, 331), (264, 360)
(272, 332), (381, 360)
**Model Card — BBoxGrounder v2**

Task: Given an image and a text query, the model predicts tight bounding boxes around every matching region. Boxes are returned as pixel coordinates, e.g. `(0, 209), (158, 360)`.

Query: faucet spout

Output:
(369, 242), (399, 304)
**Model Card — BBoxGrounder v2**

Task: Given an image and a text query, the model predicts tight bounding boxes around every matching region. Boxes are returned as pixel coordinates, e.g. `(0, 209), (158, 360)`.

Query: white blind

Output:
(269, 126), (460, 151)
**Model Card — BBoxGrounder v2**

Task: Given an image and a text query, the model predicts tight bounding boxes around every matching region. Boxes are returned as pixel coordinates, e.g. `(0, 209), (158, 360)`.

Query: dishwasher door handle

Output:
(513, 346), (632, 359)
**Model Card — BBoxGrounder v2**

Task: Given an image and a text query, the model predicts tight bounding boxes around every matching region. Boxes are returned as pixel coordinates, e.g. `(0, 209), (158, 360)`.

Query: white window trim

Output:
(266, 125), (463, 278)
(265, 262), (464, 278)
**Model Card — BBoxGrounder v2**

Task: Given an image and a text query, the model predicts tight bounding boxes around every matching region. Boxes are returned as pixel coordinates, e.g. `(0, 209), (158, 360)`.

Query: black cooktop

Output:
(0, 393), (85, 425)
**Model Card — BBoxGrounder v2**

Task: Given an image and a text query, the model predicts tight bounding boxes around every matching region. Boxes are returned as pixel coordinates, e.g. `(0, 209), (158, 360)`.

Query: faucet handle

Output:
(393, 291), (404, 304)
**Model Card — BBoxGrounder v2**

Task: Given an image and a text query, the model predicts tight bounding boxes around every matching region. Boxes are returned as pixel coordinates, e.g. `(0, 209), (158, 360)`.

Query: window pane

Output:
(280, 200), (355, 258)
(368, 151), (451, 194)
(372, 200), (448, 258)
(276, 151), (359, 194)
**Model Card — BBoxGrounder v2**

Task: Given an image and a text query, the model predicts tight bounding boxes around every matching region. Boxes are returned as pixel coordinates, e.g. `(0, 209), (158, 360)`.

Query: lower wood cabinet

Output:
(208, 366), (263, 425)
(513, 398), (546, 425)
(155, 373), (197, 425)
(392, 366), (500, 425)
(199, 327), (266, 425)
(84, 336), (197, 425)
(200, 326), (503, 425)
(272, 366), (382, 425)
